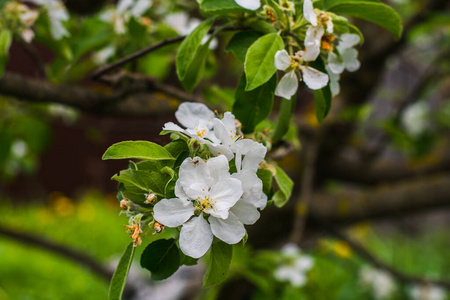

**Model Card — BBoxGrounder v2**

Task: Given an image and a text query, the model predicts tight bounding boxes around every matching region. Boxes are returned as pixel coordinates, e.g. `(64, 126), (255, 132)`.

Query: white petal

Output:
(281, 243), (300, 256)
(206, 142), (234, 161)
(207, 178), (243, 219)
(175, 102), (214, 129)
(327, 52), (345, 74)
(299, 66), (329, 90)
(274, 50), (291, 71)
(326, 18), (334, 34)
(179, 214), (213, 258)
(206, 155), (230, 182)
(117, 0), (134, 13)
(209, 213), (245, 244)
(303, 0), (317, 26)
(339, 33), (360, 49)
(341, 48), (360, 72)
(231, 170), (265, 208)
(213, 118), (233, 146)
(303, 26), (324, 62)
(325, 66), (341, 97)
(162, 121), (185, 132)
(130, 0), (151, 17)
(230, 202), (260, 225)
(185, 182), (209, 202)
(289, 272), (307, 287)
(231, 139), (267, 172)
(178, 157), (211, 189)
(153, 198), (195, 227)
(235, 0), (261, 10)
(295, 256), (314, 271)
(275, 71), (298, 100)
(21, 29), (34, 43)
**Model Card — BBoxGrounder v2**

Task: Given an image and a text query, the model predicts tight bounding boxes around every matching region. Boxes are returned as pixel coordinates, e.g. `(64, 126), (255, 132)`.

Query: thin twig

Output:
(289, 130), (320, 244)
(0, 224), (113, 280)
(327, 228), (450, 290)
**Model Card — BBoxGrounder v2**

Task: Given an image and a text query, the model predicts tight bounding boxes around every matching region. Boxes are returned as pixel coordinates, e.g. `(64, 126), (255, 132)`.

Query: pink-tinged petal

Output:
(175, 102), (214, 129)
(303, 26), (324, 61)
(179, 214), (213, 258)
(275, 70), (299, 100)
(235, 0), (261, 10)
(299, 66), (329, 90)
(303, 0), (317, 26)
(153, 198), (195, 227)
(209, 213), (245, 244)
(275, 50), (292, 71)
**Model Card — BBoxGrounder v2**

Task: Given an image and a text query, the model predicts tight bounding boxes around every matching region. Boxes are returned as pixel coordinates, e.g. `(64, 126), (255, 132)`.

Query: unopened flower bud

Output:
(144, 192), (156, 204)
(120, 199), (130, 210)
(153, 221), (164, 233)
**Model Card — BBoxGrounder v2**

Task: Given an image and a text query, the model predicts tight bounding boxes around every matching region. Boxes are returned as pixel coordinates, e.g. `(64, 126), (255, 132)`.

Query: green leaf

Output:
(271, 96), (296, 143)
(176, 18), (214, 82)
(328, 2), (402, 39)
(348, 24), (364, 44)
(233, 73), (277, 134)
(112, 169), (168, 202)
(323, 0), (380, 9)
(313, 85), (332, 123)
(203, 241), (233, 288)
(257, 168), (274, 196)
(108, 242), (135, 300)
(140, 239), (181, 281)
(244, 33), (284, 91)
(0, 30), (12, 58)
(273, 166), (293, 207)
(225, 31), (263, 62)
(180, 253), (199, 266)
(102, 141), (174, 161)
(164, 140), (189, 158)
(200, 0), (246, 14)
(180, 42), (210, 92)
(248, 20), (278, 34)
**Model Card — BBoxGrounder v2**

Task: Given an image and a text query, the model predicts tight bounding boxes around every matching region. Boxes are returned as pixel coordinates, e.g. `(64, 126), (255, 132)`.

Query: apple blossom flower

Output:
(274, 49), (329, 99)
(234, 0), (261, 11)
(101, 0), (152, 34)
(153, 155), (246, 258)
(274, 244), (314, 287)
(303, 0), (334, 61)
(3, 2), (39, 43)
(325, 65), (340, 96)
(27, 0), (69, 40)
(162, 102), (219, 144)
(410, 284), (446, 300)
(401, 101), (430, 137)
(360, 267), (396, 299)
(327, 34), (361, 74)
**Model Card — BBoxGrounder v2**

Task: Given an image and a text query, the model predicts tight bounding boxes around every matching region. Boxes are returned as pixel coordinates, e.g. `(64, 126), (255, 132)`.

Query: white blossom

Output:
(153, 156), (245, 258)
(327, 34), (361, 74)
(410, 284), (446, 300)
(101, 0), (152, 34)
(359, 267), (396, 299)
(234, 0), (261, 11)
(162, 102), (219, 144)
(274, 50), (329, 99)
(325, 65), (341, 96)
(401, 101), (430, 136)
(274, 244), (314, 287)
(27, 0), (69, 39)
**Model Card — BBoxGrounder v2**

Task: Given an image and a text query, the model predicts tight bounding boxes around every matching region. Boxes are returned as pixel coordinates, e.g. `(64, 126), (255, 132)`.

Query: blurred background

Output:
(0, 0), (449, 299)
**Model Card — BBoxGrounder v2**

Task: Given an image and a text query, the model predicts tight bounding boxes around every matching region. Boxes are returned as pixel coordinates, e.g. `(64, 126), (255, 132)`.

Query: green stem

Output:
(271, 96), (296, 143)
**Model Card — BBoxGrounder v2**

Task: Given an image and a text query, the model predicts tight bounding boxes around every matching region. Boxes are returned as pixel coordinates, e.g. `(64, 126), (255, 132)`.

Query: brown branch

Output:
(0, 224), (113, 280)
(90, 35), (185, 80)
(0, 72), (177, 117)
(327, 228), (450, 289)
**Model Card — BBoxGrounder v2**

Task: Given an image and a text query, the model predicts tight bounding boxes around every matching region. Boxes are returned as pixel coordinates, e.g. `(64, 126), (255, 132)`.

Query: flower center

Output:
(195, 126), (207, 137)
(197, 195), (217, 211)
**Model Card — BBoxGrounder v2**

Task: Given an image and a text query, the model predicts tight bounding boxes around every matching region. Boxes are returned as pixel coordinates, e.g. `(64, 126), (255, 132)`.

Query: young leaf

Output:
(244, 33), (284, 91)
(257, 168), (274, 196)
(327, 2), (402, 39)
(225, 31), (263, 62)
(180, 42), (210, 92)
(112, 169), (168, 202)
(271, 96), (296, 143)
(200, 0), (246, 14)
(108, 242), (135, 300)
(233, 73), (277, 134)
(273, 166), (293, 208)
(140, 239), (181, 281)
(176, 18), (214, 83)
(313, 84), (332, 123)
(102, 141), (174, 161)
(203, 241), (233, 288)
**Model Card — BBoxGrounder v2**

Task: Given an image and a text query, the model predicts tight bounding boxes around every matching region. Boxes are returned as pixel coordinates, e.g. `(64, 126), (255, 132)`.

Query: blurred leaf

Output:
(108, 242), (135, 300)
(244, 33), (284, 91)
(140, 239), (180, 280)
(200, 0), (246, 14)
(225, 31), (263, 62)
(102, 141), (174, 161)
(203, 241), (232, 288)
(233, 73), (277, 134)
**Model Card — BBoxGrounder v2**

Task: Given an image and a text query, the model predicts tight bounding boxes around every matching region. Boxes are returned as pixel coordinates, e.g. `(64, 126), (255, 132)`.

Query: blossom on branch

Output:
(274, 244), (314, 287)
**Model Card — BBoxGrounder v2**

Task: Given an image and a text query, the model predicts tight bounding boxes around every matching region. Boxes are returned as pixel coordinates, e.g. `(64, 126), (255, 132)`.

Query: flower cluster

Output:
(410, 284), (446, 300)
(359, 266), (396, 299)
(27, 0), (69, 40)
(274, 244), (314, 287)
(154, 103), (267, 258)
(100, 0), (152, 35)
(1, 1), (39, 43)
